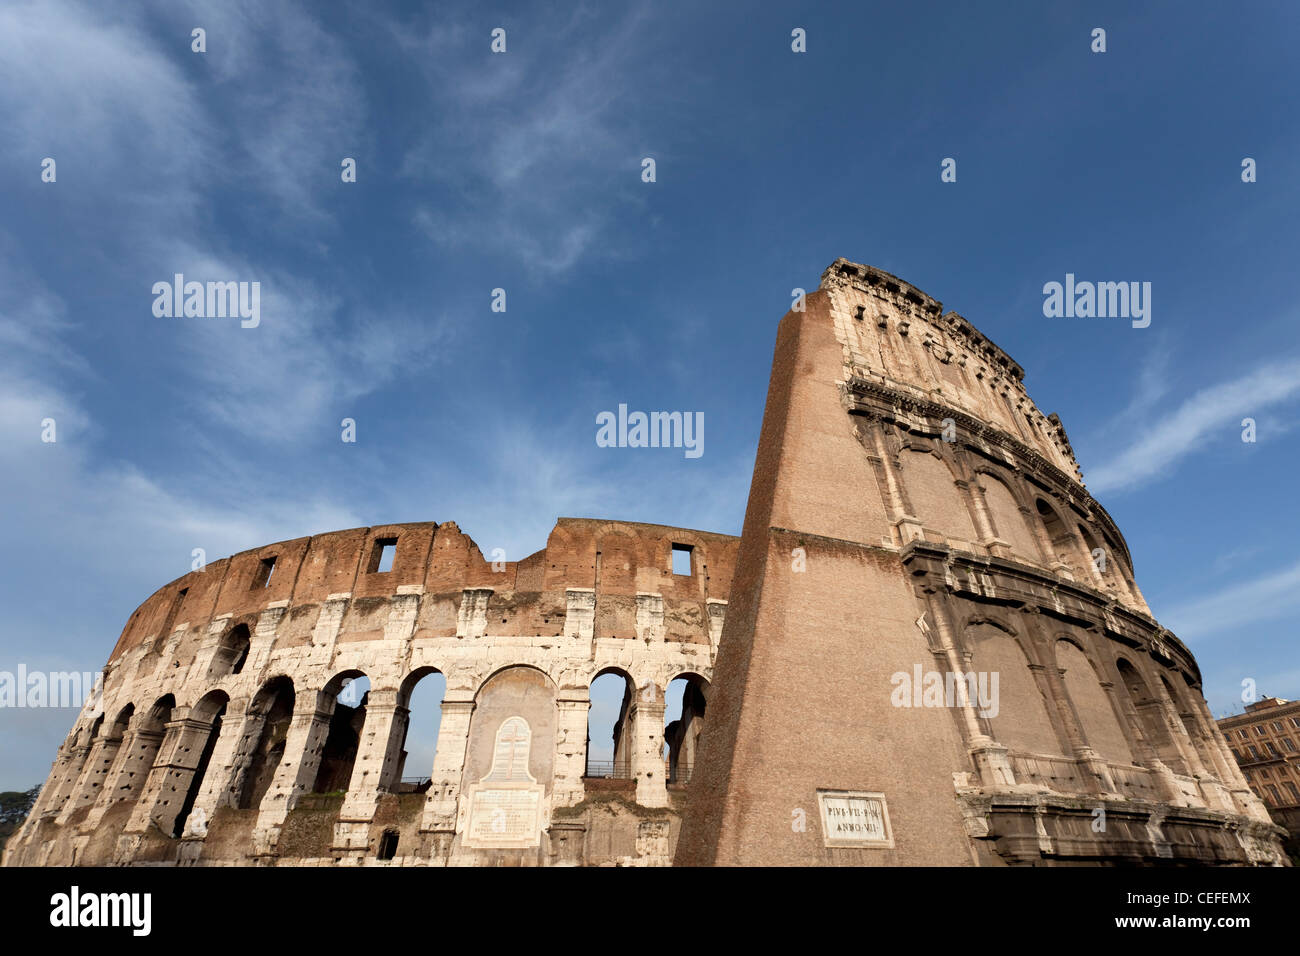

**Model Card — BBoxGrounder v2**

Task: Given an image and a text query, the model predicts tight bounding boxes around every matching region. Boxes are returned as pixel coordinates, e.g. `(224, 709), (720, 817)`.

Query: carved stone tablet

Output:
(462, 716), (545, 849)
(817, 790), (894, 848)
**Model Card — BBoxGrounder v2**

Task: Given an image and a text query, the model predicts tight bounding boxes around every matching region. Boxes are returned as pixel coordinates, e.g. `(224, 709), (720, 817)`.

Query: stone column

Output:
(123, 708), (221, 838)
(81, 718), (148, 832)
(1098, 673), (1186, 806)
(629, 683), (667, 808)
(1041, 660), (1120, 797)
(33, 737), (89, 821)
(180, 697), (251, 838)
(553, 693), (589, 808)
(871, 427), (922, 543)
(252, 690), (336, 850)
(420, 696), (475, 833)
(55, 733), (118, 826)
(965, 479), (1009, 557)
(927, 594), (1016, 788)
(336, 689), (408, 820)
(1150, 678), (1208, 781)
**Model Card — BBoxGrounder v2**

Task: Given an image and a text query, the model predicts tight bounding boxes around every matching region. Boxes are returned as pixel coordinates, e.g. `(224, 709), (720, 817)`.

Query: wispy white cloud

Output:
(1086, 356), (1300, 494)
(396, 6), (661, 275)
(1161, 559), (1300, 642)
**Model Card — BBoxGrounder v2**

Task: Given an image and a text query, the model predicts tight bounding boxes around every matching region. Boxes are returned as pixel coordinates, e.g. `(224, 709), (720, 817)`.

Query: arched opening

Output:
(900, 449), (978, 545)
(1115, 658), (1184, 773)
(1161, 674), (1214, 775)
(57, 714), (105, 812)
(586, 669), (634, 779)
(208, 624), (251, 679)
(980, 475), (1041, 562)
(396, 668), (446, 792)
(236, 676), (296, 810)
(966, 621), (1064, 757)
(83, 705), (135, 806)
(171, 691), (228, 838)
(1035, 498), (1085, 574)
(1055, 639), (1133, 764)
(312, 672), (370, 794)
(114, 696), (173, 807)
(663, 674), (709, 785)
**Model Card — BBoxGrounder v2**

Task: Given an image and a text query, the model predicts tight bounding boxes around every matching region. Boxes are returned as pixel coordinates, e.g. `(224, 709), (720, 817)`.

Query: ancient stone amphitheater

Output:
(6, 260), (1288, 866)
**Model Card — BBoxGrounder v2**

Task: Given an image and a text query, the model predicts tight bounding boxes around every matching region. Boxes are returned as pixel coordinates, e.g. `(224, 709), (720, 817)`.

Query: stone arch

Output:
(1034, 498), (1086, 574)
(964, 620), (1064, 757)
(465, 665), (556, 796)
(587, 666), (634, 778)
(108, 703), (134, 737)
(236, 676), (295, 810)
(80, 704), (135, 806)
(979, 471), (1042, 562)
(167, 689), (228, 838)
(899, 446), (978, 545)
(1114, 657), (1184, 772)
(1160, 673), (1215, 776)
(1074, 523), (1110, 586)
(313, 669), (370, 794)
(207, 623), (251, 679)
(664, 673), (709, 785)
(395, 666), (446, 791)
(1054, 638), (1133, 764)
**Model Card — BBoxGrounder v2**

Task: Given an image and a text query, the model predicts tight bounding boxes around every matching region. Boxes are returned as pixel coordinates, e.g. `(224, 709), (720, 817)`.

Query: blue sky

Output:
(1, 0), (1298, 790)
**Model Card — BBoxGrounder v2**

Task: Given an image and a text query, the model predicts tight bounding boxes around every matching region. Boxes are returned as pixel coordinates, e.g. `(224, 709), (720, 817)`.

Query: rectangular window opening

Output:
(252, 556), (277, 589)
(671, 543), (693, 577)
(370, 537), (398, 574)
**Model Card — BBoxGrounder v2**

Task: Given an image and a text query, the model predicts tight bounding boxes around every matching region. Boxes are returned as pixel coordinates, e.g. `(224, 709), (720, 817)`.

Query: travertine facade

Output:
(4, 519), (735, 866)
(7, 259), (1288, 866)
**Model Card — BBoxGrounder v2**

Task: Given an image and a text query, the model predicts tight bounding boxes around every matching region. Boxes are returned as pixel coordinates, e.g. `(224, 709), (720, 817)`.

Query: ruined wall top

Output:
(819, 258), (1084, 483)
(107, 517), (739, 666)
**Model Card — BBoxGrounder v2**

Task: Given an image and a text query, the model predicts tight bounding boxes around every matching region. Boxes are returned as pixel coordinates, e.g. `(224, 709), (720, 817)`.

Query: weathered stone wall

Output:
(674, 260), (1289, 866)
(5, 518), (736, 867)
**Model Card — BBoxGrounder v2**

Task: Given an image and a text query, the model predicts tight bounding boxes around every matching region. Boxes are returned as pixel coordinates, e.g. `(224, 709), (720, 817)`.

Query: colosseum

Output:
(5, 259), (1289, 867)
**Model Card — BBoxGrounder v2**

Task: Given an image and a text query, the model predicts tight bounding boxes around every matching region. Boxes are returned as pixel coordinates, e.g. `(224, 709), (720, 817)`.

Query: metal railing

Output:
(666, 761), (694, 785)
(583, 759), (633, 779)
(583, 759), (696, 784)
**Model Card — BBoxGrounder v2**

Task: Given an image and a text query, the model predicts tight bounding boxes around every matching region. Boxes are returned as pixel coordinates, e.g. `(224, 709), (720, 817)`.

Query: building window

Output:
(1266, 741), (1280, 756)
(1254, 726), (1266, 736)
(368, 537), (398, 574)
(1238, 729), (1249, 739)
(671, 543), (693, 576)
(1266, 785), (1281, 805)
(251, 556), (277, 589)
(1284, 738), (1297, 753)
(1248, 745), (1260, 759)
(1286, 782), (1300, 803)
(1272, 721), (1284, 733)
